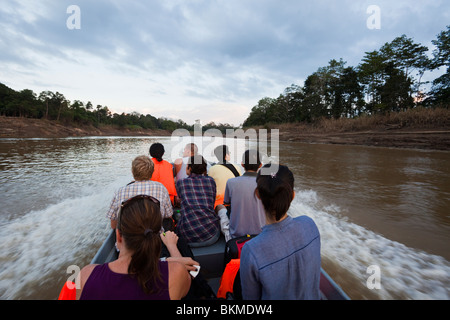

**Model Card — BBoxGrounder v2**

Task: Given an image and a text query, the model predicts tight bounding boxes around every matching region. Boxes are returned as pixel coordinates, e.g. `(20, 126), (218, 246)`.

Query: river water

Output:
(0, 136), (449, 300)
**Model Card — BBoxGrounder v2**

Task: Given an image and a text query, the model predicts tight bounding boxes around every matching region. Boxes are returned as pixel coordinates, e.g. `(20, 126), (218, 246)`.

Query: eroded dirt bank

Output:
(1, 116), (450, 151)
(0, 116), (171, 138)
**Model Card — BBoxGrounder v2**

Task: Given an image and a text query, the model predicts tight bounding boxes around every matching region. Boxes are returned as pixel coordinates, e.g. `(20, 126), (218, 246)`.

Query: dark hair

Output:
(214, 145), (229, 164)
(187, 155), (207, 174)
(149, 143), (165, 162)
(118, 197), (163, 294)
(242, 150), (261, 172)
(256, 164), (294, 222)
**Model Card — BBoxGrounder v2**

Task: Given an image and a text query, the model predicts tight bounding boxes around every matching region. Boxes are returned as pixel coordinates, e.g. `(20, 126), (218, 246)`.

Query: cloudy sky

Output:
(1, 0), (448, 126)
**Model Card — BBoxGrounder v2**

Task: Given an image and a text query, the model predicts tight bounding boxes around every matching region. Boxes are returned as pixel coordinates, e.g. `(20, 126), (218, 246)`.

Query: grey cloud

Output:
(1, 0), (449, 125)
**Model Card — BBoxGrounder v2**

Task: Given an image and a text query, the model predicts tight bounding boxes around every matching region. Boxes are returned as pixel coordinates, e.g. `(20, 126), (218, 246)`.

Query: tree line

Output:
(243, 26), (450, 127)
(0, 84), (236, 133)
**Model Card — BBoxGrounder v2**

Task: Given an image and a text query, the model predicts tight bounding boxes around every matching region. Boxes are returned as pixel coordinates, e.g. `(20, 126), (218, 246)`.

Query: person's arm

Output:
(167, 257), (199, 272)
(175, 180), (183, 203)
(160, 231), (182, 258)
(168, 261), (192, 300)
(160, 231), (199, 272)
(174, 158), (183, 176)
(106, 192), (120, 229)
(161, 190), (174, 218)
(223, 180), (231, 206)
(173, 196), (180, 207)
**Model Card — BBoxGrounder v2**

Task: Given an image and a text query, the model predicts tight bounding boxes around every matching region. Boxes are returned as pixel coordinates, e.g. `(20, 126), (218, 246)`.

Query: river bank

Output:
(0, 116), (172, 139)
(277, 126), (450, 151)
(1, 112), (450, 151)
(271, 107), (450, 151)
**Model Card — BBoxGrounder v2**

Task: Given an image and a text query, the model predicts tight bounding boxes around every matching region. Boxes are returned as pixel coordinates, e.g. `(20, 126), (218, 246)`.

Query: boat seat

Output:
(190, 235), (226, 279)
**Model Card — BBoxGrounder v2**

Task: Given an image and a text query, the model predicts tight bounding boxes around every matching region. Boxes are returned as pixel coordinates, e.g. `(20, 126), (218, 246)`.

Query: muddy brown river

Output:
(0, 136), (449, 299)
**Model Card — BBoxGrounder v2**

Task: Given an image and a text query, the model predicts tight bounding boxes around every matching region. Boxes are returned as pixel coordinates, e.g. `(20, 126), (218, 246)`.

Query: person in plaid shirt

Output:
(106, 155), (173, 229)
(176, 155), (220, 247)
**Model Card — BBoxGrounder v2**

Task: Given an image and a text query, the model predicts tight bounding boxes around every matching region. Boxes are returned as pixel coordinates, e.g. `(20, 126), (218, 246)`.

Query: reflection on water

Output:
(0, 137), (449, 299)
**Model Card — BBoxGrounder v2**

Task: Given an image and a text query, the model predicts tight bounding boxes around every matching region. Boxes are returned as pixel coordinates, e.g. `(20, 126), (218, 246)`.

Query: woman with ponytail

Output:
(240, 164), (321, 300)
(77, 195), (191, 300)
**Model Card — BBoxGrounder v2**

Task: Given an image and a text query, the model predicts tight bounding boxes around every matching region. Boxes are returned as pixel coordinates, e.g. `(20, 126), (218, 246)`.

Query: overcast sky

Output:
(1, 0), (449, 126)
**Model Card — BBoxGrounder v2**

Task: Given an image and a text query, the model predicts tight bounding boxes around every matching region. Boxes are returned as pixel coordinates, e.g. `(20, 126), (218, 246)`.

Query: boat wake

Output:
(1, 182), (448, 299)
(0, 178), (127, 300)
(290, 189), (450, 300)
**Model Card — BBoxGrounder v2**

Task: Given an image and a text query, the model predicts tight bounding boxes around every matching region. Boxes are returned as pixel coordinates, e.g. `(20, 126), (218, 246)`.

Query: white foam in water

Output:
(1, 137), (448, 300)
(289, 189), (450, 300)
(0, 175), (130, 300)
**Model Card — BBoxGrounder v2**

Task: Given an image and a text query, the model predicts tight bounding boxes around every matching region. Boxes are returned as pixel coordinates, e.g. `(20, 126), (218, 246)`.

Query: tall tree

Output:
(358, 50), (388, 113)
(38, 91), (54, 119)
(17, 89), (39, 118)
(303, 72), (327, 120)
(380, 35), (430, 104)
(302, 59), (348, 120)
(53, 92), (68, 122)
(429, 26), (450, 106)
(283, 84), (305, 122)
(243, 97), (276, 127)
(340, 66), (365, 117)
(380, 63), (414, 112)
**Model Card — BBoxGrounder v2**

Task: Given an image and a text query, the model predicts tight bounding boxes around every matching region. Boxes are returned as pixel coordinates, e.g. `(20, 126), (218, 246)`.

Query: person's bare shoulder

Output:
(76, 264), (99, 299)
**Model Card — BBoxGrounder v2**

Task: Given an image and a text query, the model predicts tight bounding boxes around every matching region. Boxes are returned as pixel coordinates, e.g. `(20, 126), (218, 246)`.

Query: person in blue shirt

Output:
(223, 150), (266, 239)
(240, 164), (321, 300)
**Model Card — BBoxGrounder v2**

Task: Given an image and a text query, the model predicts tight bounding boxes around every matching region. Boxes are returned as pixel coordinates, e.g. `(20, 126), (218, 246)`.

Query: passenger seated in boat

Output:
(221, 149), (265, 239)
(106, 155), (173, 229)
(174, 143), (211, 182)
(208, 145), (242, 208)
(240, 164), (322, 300)
(175, 155), (221, 247)
(149, 143), (179, 206)
(77, 195), (192, 300)
(174, 143), (198, 182)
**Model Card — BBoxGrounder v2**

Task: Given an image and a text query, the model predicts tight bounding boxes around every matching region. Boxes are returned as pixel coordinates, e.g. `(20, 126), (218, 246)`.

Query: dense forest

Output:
(0, 82), (199, 131)
(243, 27), (450, 127)
(0, 87), (236, 133)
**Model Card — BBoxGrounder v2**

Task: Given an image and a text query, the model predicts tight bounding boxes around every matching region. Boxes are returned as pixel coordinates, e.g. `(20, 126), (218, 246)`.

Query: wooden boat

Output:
(91, 230), (350, 300)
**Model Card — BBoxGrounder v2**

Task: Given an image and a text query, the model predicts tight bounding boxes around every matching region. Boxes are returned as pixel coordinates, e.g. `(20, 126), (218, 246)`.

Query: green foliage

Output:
(0, 84), (233, 133)
(243, 27), (449, 127)
(428, 26), (450, 106)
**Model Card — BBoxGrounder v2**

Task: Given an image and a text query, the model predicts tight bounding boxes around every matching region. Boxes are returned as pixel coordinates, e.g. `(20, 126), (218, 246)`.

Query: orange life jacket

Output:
(151, 158), (178, 204)
(214, 194), (225, 208)
(58, 281), (76, 300)
(217, 259), (241, 299)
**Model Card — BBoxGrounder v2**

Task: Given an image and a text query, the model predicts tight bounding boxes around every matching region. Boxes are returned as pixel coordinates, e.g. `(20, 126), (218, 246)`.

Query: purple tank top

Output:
(80, 261), (170, 300)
